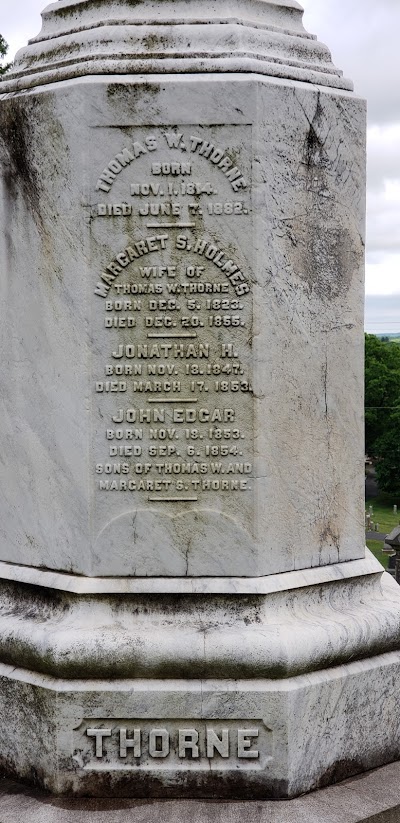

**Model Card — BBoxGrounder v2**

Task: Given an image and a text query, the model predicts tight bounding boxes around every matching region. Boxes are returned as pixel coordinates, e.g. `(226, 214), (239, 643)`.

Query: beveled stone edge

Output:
(30, 17), (318, 46)
(0, 646), (399, 692)
(0, 550), (382, 596)
(0, 58), (353, 94)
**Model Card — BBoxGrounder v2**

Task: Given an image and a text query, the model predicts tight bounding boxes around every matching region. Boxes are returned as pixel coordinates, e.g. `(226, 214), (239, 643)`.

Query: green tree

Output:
(0, 35), (12, 77)
(365, 333), (400, 494)
(374, 405), (400, 497)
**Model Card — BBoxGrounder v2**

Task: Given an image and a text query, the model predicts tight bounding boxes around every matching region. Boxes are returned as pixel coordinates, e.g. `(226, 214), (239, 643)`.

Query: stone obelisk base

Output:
(0, 554), (400, 799)
(2, 651), (400, 800)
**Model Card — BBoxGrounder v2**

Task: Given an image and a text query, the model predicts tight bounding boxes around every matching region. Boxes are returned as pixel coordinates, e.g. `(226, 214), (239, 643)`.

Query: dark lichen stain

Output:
(319, 522), (340, 554)
(49, 769), (289, 800)
(280, 92), (362, 302)
(0, 93), (71, 285)
(316, 758), (364, 790)
(142, 33), (170, 52)
(54, 0), (141, 20)
(106, 82), (160, 101)
(304, 94), (326, 171)
(0, 99), (43, 228)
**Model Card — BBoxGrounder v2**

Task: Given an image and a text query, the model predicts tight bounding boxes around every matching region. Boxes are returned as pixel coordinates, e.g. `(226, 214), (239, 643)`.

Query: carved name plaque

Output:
(75, 719), (272, 772)
(89, 126), (254, 574)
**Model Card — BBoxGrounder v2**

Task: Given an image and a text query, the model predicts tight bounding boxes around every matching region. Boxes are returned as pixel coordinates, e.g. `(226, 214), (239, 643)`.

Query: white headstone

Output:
(1, 0), (400, 800)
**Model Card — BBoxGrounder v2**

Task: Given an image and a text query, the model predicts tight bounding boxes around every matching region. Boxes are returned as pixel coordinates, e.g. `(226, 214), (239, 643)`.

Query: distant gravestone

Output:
(1, 0), (400, 801)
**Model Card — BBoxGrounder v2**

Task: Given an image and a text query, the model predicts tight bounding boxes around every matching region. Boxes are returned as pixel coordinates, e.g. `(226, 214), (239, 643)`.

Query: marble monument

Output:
(0, 0), (400, 800)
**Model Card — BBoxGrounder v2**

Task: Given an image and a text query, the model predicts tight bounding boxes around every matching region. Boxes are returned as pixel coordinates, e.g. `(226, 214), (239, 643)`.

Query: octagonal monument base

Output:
(0, 555), (399, 799)
(2, 653), (400, 799)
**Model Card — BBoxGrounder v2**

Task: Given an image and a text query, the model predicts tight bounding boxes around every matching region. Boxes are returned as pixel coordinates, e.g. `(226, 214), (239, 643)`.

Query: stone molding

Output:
(0, 564), (399, 680)
(0, 552), (382, 594)
(1, 0), (352, 92)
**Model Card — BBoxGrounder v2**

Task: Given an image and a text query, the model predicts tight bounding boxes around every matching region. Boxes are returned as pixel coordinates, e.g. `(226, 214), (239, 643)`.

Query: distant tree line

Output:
(365, 334), (400, 496)
(0, 35), (11, 77)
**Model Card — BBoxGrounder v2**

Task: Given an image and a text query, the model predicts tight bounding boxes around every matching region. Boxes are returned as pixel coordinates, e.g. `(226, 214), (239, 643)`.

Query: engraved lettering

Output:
(189, 135), (247, 190)
(149, 729), (170, 758)
(120, 728), (141, 758)
(79, 720), (270, 769)
(237, 729), (259, 759)
(206, 729), (229, 758)
(93, 125), (253, 519)
(164, 132), (185, 149)
(87, 728), (112, 758)
(178, 729), (199, 758)
(96, 144), (152, 192)
(152, 162), (191, 176)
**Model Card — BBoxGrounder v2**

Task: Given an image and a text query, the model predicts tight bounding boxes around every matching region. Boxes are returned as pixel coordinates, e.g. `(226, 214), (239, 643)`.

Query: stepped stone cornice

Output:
(1, 0), (353, 92)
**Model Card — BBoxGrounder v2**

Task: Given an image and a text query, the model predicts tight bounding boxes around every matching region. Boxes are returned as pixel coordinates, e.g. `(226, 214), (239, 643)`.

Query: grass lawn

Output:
(365, 493), (400, 534)
(366, 539), (389, 569)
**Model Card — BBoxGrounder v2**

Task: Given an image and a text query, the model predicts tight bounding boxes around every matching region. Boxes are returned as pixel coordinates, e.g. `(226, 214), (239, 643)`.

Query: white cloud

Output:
(365, 124), (400, 288)
(366, 255), (400, 296)
(365, 294), (400, 333)
(302, 0), (400, 125)
(367, 124), (400, 192)
(1, 0), (44, 61)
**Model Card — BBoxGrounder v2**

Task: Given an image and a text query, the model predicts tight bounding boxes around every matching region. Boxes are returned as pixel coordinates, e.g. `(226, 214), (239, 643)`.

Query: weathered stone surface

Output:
(2, 762), (400, 822)
(4, 0), (353, 92)
(2, 650), (400, 798)
(0, 0), (398, 801)
(0, 762), (400, 823)
(0, 72), (366, 578)
(0, 553), (396, 681)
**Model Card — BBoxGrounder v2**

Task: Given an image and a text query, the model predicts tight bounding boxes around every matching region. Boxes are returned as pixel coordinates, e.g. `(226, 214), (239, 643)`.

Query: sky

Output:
(1, 0), (399, 333)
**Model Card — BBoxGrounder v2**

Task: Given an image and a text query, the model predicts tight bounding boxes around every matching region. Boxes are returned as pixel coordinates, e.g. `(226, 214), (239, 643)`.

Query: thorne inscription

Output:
(76, 720), (272, 772)
(90, 125), (254, 557)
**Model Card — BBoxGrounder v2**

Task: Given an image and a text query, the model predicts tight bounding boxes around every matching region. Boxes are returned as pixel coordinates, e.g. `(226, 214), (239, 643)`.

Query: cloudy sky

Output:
(1, 0), (399, 333)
